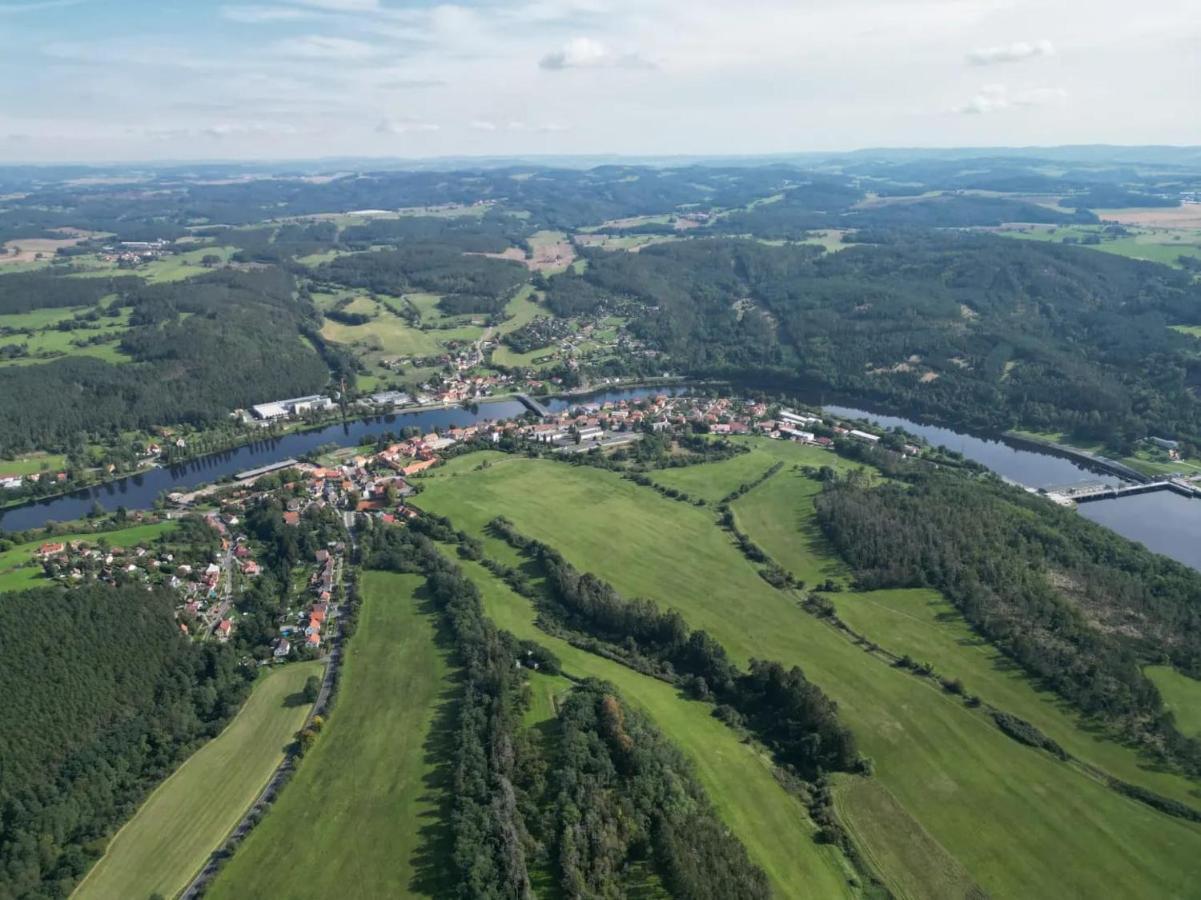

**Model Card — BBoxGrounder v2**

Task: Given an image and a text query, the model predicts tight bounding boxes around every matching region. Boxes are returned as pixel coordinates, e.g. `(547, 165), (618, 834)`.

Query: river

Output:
(8, 389), (1201, 571)
(0, 387), (676, 533)
(827, 404), (1201, 571)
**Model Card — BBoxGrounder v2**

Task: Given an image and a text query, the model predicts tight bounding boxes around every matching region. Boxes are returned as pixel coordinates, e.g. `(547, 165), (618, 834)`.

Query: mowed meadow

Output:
(207, 572), (457, 900)
(413, 443), (1201, 898)
(72, 660), (323, 900)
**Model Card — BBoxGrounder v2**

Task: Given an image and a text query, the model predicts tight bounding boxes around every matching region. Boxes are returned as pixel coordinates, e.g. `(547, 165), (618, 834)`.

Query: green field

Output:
(321, 303), (445, 360)
(0, 306), (88, 330)
(730, 462), (853, 587)
(1147, 666), (1201, 738)
(73, 660), (324, 900)
(828, 588), (1201, 808)
(999, 225), (1201, 268)
(494, 284), (543, 336)
(68, 246), (237, 283)
(453, 553), (855, 897)
(0, 451), (68, 477)
(208, 572), (456, 899)
(414, 448), (1201, 898)
(0, 522), (174, 593)
(651, 438), (852, 505)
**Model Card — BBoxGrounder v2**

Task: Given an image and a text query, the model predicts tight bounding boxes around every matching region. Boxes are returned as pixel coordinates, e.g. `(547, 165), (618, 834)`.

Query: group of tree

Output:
(529, 680), (771, 898)
(317, 244), (528, 315)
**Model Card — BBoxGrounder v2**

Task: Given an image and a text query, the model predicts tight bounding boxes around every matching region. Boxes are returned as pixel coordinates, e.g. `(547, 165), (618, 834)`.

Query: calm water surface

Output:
(826, 404), (1201, 570)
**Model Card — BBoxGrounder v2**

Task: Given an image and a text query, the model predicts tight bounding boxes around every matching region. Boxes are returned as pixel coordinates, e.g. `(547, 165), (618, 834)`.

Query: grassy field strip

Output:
(832, 777), (978, 900)
(73, 660), (323, 900)
(830, 586), (1201, 809)
(730, 463), (853, 587)
(207, 572), (455, 899)
(414, 449), (1201, 897)
(452, 554), (857, 898)
(1146, 666), (1201, 739)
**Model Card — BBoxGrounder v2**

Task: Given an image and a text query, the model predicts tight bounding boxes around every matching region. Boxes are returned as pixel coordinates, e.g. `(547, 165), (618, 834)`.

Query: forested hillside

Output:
(0, 269), (328, 455)
(0, 584), (252, 897)
(550, 234), (1201, 446)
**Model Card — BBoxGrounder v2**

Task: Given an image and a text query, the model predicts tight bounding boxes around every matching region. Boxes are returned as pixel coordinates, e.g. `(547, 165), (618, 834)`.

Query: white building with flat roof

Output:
(251, 395), (335, 420)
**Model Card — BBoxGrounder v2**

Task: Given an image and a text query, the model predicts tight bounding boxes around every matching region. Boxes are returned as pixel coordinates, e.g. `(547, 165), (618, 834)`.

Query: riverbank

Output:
(0, 378), (693, 519)
(0, 382), (690, 532)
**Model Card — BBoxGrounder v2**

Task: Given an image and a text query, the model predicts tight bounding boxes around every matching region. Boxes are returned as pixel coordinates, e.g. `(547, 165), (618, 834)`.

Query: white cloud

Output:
(539, 36), (653, 70)
(375, 118), (439, 135)
(219, 5), (318, 24)
(290, 0), (379, 10)
(272, 35), (381, 60)
(0, 0), (91, 13)
(967, 39), (1055, 65)
(955, 83), (1067, 114)
(470, 120), (498, 131)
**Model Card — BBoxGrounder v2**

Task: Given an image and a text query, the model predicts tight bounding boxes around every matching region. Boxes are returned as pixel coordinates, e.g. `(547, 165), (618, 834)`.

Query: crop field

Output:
(0, 522), (174, 593)
(414, 450), (1201, 898)
(452, 553), (856, 898)
(1146, 666), (1201, 738)
(73, 660), (323, 900)
(527, 230), (576, 273)
(208, 572), (456, 900)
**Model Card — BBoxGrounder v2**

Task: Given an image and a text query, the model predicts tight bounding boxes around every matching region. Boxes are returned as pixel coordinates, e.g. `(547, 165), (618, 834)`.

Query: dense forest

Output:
(549, 234), (1201, 448)
(0, 269), (329, 455)
(0, 583), (252, 898)
(317, 244), (528, 314)
(814, 470), (1201, 772)
(537, 680), (770, 899)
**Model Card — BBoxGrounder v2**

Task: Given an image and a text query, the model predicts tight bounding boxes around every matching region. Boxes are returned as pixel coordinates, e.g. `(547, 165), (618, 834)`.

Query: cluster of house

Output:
(0, 469), (70, 492)
(34, 515), (250, 644)
(508, 393), (922, 457)
(98, 239), (171, 266)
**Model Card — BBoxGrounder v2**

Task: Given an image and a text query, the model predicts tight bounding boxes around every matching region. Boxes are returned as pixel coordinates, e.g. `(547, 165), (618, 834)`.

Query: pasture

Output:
(414, 450), (1201, 898)
(73, 660), (323, 900)
(829, 588), (1201, 808)
(207, 572), (456, 900)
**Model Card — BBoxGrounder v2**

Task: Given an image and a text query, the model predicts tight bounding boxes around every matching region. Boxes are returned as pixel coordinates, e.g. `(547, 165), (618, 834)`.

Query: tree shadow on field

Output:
(283, 690), (309, 708)
(409, 584), (462, 897)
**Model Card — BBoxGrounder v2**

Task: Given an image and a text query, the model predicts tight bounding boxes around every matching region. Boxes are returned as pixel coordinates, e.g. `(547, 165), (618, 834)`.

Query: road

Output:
(179, 546), (350, 899)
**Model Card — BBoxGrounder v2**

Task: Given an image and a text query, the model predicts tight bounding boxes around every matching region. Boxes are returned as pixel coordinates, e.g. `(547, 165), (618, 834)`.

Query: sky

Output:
(0, 0), (1198, 162)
